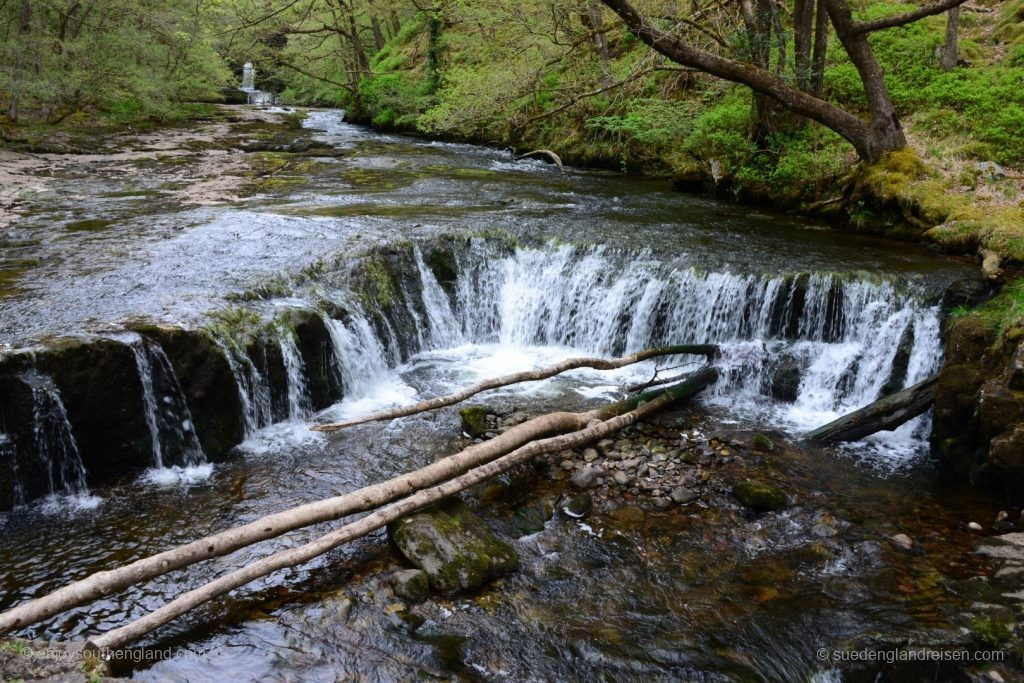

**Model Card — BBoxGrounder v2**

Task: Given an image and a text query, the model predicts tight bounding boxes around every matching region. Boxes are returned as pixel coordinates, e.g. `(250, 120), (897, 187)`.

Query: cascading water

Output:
(277, 328), (313, 421)
(21, 370), (88, 497)
(322, 314), (391, 398)
(436, 239), (944, 467)
(212, 336), (273, 437)
(413, 247), (465, 349)
(127, 337), (206, 469)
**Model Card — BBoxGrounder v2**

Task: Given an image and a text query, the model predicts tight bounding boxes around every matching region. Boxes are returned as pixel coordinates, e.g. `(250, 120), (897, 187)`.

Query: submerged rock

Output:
(391, 569), (429, 603)
(459, 406), (490, 438)
(889, 533), (914, 550)
(732, 480), (787, 512)
(388, 498), (517, 595)
(565, 492), (593, 518)
(510, 498), (554, 537)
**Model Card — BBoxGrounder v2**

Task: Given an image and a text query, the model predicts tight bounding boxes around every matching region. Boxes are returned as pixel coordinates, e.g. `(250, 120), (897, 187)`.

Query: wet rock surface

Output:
(388, 497), (518, 596)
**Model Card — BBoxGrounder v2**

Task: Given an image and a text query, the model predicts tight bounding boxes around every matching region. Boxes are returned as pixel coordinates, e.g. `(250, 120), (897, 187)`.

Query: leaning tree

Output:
(598, 0), (969, 163)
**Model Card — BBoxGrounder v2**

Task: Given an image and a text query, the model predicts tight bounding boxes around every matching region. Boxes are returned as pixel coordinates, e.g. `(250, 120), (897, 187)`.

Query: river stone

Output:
(510, 498), (554, 536)
(458, 406), (490, 438)
(570, 464), (601, 489)
(732, 481), (787, 512)
(391, 569), (429, 603)
(565, 492), (592, 518)
(613, 471), (630, 486)
(583, 448), (599, 463)
(889, 533), (914, 550)
(669, 486), (699, 504)
(388, 498), (518, 596)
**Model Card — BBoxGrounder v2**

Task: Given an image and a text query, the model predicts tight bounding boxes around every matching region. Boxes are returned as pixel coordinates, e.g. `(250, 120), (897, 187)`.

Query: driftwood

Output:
(0, 346), (715, 638)
(86, 368), (716, 650)
(313, 344), (718, 432)
(805, 375), (938, 445)
(515, 149), (564, 168)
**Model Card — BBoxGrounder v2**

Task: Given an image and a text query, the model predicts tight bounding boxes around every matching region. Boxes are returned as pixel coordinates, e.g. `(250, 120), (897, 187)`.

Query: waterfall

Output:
(277, 328), (313, 421)
(128, 338), (206, 468)
(442, 240), (943, 460)
(212, 336), (273, 437)
(323, 314), (390, 399)
(21, 370), (88, 497)
(414, 247), (465, 349)
(241, 62), (255, 91)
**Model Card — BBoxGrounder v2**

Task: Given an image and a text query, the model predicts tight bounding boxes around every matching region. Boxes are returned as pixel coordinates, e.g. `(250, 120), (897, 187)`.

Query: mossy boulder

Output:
(459, 405), (490, 438)
(388, 497), (518, 595)
(751, 434), (774, 452)
(732, 480), (787, 512)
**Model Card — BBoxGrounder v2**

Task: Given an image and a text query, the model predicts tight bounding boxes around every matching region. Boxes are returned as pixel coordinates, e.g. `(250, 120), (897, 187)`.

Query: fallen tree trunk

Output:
(805, 375), (938, 445)
(0, 350), (715, 638)
(515, 149), (563, 168)
(87, 368), (716, 650)
(313, 344), (718, 432)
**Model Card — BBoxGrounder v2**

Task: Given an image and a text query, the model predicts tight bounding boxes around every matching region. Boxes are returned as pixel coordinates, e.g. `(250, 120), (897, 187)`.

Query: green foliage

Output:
(359, 72), (434, 130)
(0, 0), (230, 125)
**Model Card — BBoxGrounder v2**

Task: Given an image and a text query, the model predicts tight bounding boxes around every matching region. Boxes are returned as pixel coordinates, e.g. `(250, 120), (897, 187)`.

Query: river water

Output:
(0, 109), (1002, 681)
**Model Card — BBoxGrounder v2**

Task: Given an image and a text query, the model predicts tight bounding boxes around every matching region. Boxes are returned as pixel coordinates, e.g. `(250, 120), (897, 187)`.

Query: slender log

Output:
(0, 353), (714, 637)
(515, 149), (564, 168)
(313, 344), (718, 432)
(805, 375), (938, 444)
(87, 368), (717, 650)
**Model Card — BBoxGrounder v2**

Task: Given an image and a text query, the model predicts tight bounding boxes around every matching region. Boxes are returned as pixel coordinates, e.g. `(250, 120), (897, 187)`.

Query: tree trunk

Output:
(314, 345), (713, 432)
(85, 370), (716, 651)
(7, 0), (31, 123)
(822, 0), (908, 161)
(940, 6), (959, 72)
(794, 0), (816, 92)
(805, 375), (937, 444)
(588, 0), (613, 89)
(370, 16), (385, 51)
(811, 0), (829, 98)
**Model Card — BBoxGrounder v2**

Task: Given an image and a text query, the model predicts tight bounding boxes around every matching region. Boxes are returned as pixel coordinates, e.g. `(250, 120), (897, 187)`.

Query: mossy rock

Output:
(459, 405), (490, 438)
(969, 615), (1012, 649)
(732, 480), (787, 512)
(388, 497), (518, 595)
(751, 433), (774, 452)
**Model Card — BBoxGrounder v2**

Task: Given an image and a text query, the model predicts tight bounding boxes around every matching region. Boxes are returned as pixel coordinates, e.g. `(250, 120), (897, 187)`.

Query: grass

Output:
(959, 278), (1024, 343)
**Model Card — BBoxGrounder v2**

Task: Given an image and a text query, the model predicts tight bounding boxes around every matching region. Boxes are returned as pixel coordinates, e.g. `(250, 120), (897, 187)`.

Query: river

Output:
(0, 108), (1006, 681)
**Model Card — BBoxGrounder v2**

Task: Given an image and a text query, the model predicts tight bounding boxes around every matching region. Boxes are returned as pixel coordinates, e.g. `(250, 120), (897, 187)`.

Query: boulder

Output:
(769, 360), (802, 403)
(388, 498), (517, 595)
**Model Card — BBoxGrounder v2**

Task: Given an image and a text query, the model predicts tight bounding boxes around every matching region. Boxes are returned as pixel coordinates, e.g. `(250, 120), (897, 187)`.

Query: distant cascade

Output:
(241, 61), (255, 91)
(128, 337), (205, 467)
(322, 313), (390, 399)
(277, 328), (313, 421)
(21, 370), (88, 496)
(212, 336), (273, 437)
(239, 61), (274, 105)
